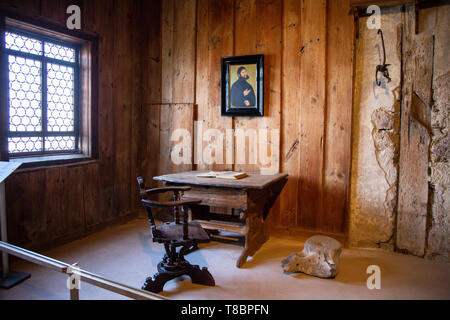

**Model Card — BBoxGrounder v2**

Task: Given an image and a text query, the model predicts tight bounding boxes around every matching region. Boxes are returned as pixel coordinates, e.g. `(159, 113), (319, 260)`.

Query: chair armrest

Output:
(141, 198), (202, 208)
(144, 186), (191, 195)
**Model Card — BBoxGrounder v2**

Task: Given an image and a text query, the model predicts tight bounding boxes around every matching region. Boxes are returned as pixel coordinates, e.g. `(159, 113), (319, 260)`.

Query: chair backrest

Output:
(137, 176), (148, 198)
(137, 176), (157, 230)
(137, 177), (203, 242)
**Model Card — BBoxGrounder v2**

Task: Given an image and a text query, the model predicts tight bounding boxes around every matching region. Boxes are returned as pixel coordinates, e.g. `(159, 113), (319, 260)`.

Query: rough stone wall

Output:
(349, 7), (402, 250)
(424, 5), (450, 263)
(350, 4), (449, 262)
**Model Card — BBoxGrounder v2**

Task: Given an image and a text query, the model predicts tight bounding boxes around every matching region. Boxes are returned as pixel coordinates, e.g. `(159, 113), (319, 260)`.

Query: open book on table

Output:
(196, 171), (248, 180)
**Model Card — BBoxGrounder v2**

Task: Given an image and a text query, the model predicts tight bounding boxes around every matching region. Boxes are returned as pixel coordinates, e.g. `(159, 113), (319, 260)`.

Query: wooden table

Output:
(153, 171), (288, 267)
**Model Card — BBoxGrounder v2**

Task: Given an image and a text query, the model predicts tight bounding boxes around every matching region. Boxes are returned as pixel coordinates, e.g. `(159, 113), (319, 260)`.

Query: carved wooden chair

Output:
(137, 176), (215, 293)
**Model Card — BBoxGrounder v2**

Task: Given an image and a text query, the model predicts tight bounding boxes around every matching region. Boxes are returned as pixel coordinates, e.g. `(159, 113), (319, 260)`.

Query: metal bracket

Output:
(375, 29), (392, 86)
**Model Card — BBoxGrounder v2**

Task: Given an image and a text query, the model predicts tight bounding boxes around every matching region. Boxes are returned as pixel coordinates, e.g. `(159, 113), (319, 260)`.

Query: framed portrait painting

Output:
(221, 54), (264, 117)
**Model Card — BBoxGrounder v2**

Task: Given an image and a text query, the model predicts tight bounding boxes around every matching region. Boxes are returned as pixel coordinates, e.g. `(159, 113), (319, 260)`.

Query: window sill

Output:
(10, 154), (99, 172)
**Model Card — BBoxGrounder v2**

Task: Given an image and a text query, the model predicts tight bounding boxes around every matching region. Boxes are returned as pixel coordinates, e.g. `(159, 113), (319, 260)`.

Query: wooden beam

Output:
(351, 0), (449, 8)
(351, 0), (415, 7)
(396, 4), (434, 256)
(0, 241), (166, 300)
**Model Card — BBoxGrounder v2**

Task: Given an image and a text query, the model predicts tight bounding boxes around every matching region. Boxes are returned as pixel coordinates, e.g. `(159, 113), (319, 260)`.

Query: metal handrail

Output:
(0, 241), (168, 300)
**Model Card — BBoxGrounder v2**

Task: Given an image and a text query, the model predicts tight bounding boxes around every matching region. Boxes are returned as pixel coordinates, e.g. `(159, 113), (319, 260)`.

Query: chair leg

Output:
(142, 272), (177, 293)
(142, 244), (215, 293)
(185, 264), (215, 287)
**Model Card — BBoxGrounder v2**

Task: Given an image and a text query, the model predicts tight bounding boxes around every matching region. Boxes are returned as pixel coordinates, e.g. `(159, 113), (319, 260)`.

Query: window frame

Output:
(5, 27), (81, 157)
(0, 10), (99, 168)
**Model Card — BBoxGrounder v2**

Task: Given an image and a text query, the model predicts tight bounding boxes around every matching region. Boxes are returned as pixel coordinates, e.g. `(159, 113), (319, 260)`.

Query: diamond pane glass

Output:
(44, 42), (76, 62)
(47, 63), (75, 132)
(8, 55), (42, 132)
(8, 137), (43, 154)
(5, 32), (42, 55)
(45, 136), (75, 151)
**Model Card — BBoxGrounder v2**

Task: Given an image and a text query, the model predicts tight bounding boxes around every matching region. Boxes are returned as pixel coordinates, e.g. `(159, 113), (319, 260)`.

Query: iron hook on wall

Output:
(375, 29), (392, 86)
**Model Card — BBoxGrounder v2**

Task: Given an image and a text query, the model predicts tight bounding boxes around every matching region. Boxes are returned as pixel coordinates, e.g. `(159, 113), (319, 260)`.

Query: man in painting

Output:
(230, 66), (256, 108)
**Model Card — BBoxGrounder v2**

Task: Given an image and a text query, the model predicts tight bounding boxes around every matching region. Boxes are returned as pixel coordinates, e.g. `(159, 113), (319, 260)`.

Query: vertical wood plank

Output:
(5, 171), (45, 246)
(65, 164), (86, 231)
(84, 163), (102, 226)
(172, 0), (196, 103)
(323, 0), (354, 233)
(143, 0), (162, 105)
(233, 0), (258, 173)
(161, 0), (175, 103)
(112, 0), (133, 217)
(143, 104), (161, 187)
(130, 0), (144, 212)
(254, 0), (283, 224)
(141, 0), (162, 187)
(397, 4), (433, 256)
(91, 0), (115, 222)
(196, 0), (234, 171)
(278, 0), (301, 228)
(159, 104), (194, 175)
(44, 168), (66, 238)
(297, 0), (327, 230)
(195, 0), (210, 170)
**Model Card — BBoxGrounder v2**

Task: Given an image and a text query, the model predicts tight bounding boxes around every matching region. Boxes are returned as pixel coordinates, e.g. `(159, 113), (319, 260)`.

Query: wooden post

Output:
(0, 182), (8, 279)
(67, 263), (80, 300)
(0, 161), (30, 288)
(0, 180), (30, 288)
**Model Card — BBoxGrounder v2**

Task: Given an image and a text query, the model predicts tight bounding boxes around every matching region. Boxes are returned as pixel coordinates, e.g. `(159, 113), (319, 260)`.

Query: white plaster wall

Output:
(349, 7), (402, 249)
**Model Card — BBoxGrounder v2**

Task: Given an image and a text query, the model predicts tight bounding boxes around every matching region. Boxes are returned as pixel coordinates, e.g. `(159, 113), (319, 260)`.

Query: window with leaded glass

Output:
(4, 29), (80, 156)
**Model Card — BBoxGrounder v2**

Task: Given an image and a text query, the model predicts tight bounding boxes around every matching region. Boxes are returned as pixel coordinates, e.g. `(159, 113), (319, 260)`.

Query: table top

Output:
(153, 171), (288, 190)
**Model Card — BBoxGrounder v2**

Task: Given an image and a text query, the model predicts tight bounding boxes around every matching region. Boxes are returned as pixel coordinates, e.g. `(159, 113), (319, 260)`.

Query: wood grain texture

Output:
(1, 0), (143, 249)
(154, 170), (288, 190)
(159, 104), (194, 175)
(2, 0), (357, 248)
(143, 0), (354, 237)
(396, 4), (433, 256)
(112, 0), (137, 217)
(323, 0), (354, 233)
(278, 0), (301, 228)
(233, 0), (260, 173)
(297, 0), (327, 230)
(160, 0), (196, 102)
(231, 0), (283, 193)
(182, 186), (248, 209)
(161, 0), (175, 104)
(202, 0), (234, 171)
(141, 0), (162, 189)
(172, 0), (196, 103)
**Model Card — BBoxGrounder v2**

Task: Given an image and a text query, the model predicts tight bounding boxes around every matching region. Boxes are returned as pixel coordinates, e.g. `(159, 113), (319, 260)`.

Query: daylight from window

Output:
(5, 31), (78, 155)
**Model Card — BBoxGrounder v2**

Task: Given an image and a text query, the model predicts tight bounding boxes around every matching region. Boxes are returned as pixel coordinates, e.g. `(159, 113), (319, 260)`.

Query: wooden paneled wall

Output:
(0, 0), (355, 249)
(1, 0), (145, 250)
(140, 0), (355, 238)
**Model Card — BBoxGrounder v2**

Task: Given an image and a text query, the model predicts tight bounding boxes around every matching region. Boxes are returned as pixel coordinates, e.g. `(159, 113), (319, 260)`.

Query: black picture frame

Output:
(221, 54), (264, 117)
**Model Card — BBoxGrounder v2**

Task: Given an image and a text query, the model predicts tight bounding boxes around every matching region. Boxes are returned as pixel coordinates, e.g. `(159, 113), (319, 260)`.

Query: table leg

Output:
(236, 213), (269, 268)
(235, 178), (287, 267)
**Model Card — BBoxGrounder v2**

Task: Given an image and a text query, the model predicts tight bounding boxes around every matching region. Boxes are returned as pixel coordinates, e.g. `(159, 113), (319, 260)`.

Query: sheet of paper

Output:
(0, 161), (22, 184)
